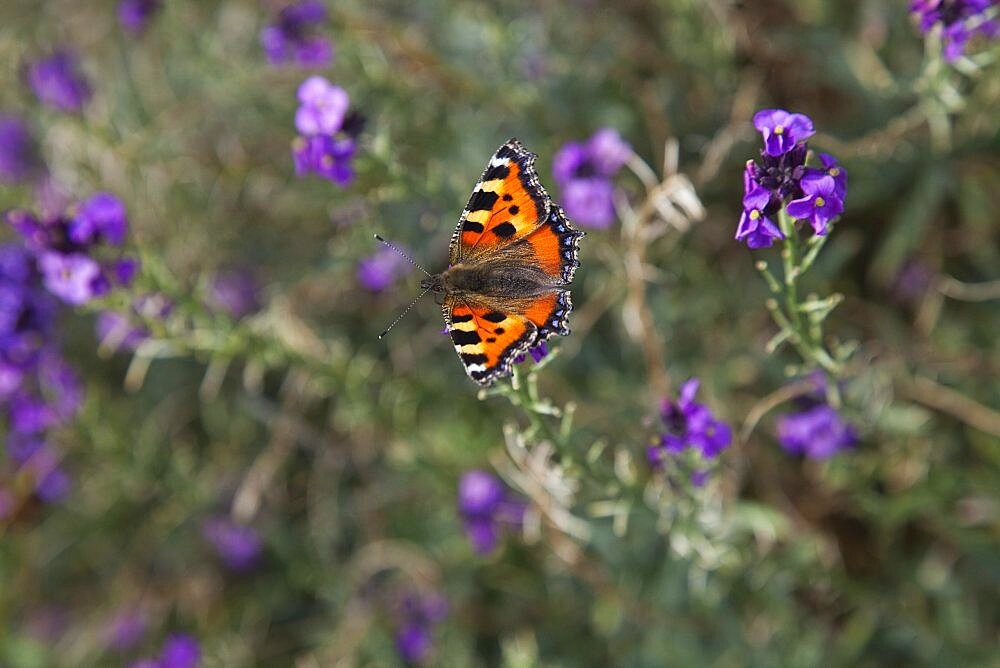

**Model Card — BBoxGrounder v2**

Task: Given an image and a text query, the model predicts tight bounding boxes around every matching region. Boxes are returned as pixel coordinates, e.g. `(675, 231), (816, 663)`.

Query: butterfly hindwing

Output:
(444, 298), (536, 385)
(450, 139), (550, 265)
(523, 290), (573, 342)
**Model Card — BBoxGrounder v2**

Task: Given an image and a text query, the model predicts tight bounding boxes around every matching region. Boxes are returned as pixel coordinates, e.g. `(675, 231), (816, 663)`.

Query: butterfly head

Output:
(420, 273), (446, 294)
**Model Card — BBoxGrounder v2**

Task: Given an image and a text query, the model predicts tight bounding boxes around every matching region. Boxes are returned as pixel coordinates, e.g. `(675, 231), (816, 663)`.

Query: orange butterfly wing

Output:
(444, 299), (535, 385)
(449, 139), (550, 265)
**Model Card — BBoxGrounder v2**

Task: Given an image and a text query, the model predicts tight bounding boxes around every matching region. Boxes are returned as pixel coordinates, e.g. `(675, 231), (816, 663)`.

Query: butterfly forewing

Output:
(450, 139), (550, 265)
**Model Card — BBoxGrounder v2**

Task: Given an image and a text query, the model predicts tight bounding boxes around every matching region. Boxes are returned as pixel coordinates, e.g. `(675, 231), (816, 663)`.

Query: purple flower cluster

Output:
(129, 634), (200, 668)
(261, 0), (333, 68)
(553, 128), (632, 228)
(911, 0), (1000, 61)
(357, 246), (409, 292)
(777, 404), (856, 459)
(26, 51), (91, 113)
(394, 591), (449, 664)
(737, 109), (848, 249)
(201, 517), (263, 573)
(119, 0), (162, 34)
(0, 115), (40, 184)
(5, 193), (136, 306)
(457, 470), (527, 555)
(647, 378), (732, 467)
(291, 76), (362, 185)
(1, 244), (80, 504)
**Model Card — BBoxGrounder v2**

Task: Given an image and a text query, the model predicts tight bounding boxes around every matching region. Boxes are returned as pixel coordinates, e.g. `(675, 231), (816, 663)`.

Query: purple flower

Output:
(396, 623), (431, 663)
(457, 470), (526, 555)
(6, 197), (134, 307)
(113, 257), (140, 286)
(202, 517), (262, 573)
(159, 634), (200, 668)
(26, 51), (91, 113)
(753, 109), (815, 157)
(9, 392), (55, 433)
(70, 192), (129, 246)
(207, 269), (260, 319)
(777, 404), (856, 458)
(749, 143), (810, 202)
(514, 340), (549, 365)
(261, 1), (333, 68)
(357, 246), (407, 293)
(0, 362), (24, 401)
(461, 516), (498, 554)
(38, 252), (102, 305)
(5, 209), (60, 256)
(586, 128), (632, 175)
(561, 177), (615, 228)
(0, 243), (32, 283)
(553, 128), (631, 229)
(0, 242), (82, 507)
(0, 286), (26, 337)
(458, 470), (505, 516)
(817, 153), (848, 201)
(130, 633), (200, 668)
(649, 378), (732, 465)
(0, 115), (39, 183)
(118, 0), (161, 33)
(292, 134), (356, 185)
(735, 183), (784, 249)
(911, 0), (1000, 62)
(289, 76), (362, 184)
(738, 111), (846, 246)
(394, 592), (448, 664)
(553, 142), (589, 185)
(295, 77), (350, 136)
(785, 173), (844, 235)
(35, 461), (71, 503)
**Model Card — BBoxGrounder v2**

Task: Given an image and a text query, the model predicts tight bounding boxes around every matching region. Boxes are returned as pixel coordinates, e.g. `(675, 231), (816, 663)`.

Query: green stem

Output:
(511, 365), (564, 451)
(778, 209), (803, 333)
(774, 209), (843, 377)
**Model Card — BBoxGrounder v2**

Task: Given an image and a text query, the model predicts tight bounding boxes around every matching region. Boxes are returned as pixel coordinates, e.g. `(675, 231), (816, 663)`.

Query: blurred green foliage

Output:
(1, 0), (999, 666)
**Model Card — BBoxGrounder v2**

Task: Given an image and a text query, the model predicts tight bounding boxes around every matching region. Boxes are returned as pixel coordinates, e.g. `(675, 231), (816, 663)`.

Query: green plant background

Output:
(1, 0), (999, 666)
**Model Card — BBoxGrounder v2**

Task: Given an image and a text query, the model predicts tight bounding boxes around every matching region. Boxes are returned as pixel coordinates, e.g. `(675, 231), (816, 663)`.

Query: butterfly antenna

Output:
(374, 233), (432, 278)
(378, 286), (432, 340)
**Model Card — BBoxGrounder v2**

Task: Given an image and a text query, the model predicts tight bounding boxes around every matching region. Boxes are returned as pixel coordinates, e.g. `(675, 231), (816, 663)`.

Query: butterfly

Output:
(421, 138), (584, 386)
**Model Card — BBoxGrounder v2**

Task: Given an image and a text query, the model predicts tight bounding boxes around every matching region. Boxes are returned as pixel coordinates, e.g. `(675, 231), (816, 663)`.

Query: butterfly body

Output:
(424, 260), (560, 300)
(426, 138), (584, 386)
